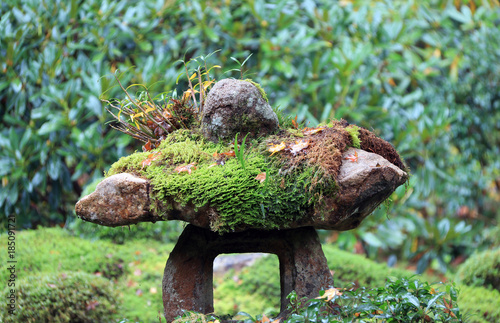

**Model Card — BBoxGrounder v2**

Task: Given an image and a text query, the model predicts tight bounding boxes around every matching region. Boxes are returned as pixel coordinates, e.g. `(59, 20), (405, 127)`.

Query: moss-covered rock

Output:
(202, 79), (279, 142)
(93, 120), (407, 233)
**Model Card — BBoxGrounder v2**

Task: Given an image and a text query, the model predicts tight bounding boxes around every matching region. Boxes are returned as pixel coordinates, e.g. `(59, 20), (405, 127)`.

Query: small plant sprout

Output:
(176, 50), (221, 117)
(103, 52), (220, 151)
(227, 53), (253, 79)
(234, 133), (251, 171)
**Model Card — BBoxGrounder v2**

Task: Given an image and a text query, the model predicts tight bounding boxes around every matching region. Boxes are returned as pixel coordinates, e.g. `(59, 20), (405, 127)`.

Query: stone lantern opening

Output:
(213, 253), (280, 315)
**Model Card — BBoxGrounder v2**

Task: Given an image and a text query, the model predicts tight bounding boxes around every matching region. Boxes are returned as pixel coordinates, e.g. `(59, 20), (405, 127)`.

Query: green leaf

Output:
(19, 128), (32, 151)
(48, 155), (61, 180)
(362, 232), (384, 248)
(138, 41), (153, 52)
(403, 294), (420, 308)
(38, 116), (65, 135)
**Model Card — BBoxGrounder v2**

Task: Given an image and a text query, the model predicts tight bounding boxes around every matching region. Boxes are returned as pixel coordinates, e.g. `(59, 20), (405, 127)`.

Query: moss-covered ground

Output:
(2, 227), (499, 322)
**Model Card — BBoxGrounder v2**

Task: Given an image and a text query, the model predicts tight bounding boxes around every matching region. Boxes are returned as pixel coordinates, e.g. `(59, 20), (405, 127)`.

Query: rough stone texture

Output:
(202, 79), (279, 142)
(162, 224), (333, 322)
(75, 148), (407, 231)
(304, 147), (408, 231)
(75, 173), (159, 226)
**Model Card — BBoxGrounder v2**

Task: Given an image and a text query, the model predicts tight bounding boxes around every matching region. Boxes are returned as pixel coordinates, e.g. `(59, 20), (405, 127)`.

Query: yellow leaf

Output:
(144, 106), (156, 113)
(290, 139), (309, 155)
(255, 172), (266, 184)
(183, 88), (199, 101)
(316, 288), (342, 302)
(268, 142), (286, 155)
(303, 127), (325, 136)
(135, 121), (141, 130)
(132, 112), (143, 121)
(202, 80), (215, 88)
(189, 72), (197, 80)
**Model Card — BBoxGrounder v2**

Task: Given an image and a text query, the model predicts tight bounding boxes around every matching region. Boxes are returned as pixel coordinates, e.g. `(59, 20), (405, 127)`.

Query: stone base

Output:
(162, 225), (334, 322)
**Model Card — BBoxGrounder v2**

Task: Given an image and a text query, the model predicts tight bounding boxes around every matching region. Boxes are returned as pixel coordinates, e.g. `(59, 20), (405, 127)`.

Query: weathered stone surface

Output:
(75, 173), (160, 226)
(162, 225), (333, 322)
(75, 148), (407, 231)
(202, 79), (279, 142)
(303, 147), (408, 231)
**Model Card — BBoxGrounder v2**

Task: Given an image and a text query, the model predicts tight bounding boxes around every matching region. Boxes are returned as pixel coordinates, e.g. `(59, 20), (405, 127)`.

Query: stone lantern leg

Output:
(162, 224), (334, 322)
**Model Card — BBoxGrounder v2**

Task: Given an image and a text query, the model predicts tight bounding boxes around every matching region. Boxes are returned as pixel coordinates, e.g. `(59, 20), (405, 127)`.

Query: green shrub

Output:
(184, 277), (464, 322)
(0, 227), (128, 283)
(213, 245), (499, 322)
(0, 226), (176, 323)
(283, 278), (462, 323)
(455, 248), (500, 291)
(0, 272), (118, 323)
(323, 244), (422, 288)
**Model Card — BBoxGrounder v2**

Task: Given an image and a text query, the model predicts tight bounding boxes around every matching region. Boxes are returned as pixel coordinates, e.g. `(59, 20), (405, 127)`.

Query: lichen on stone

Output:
(245, 79), (269, 102)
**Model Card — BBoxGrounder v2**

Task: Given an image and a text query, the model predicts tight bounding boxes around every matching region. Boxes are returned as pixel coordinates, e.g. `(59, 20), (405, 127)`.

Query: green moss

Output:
(455, 248), (500, 291)
(245, 79), (269, 102)
(107, 150), (151, 176)
(106, 121), (396, 232)
(0, 272), (118, 323)
(148, 153), (325, 232)
(106, 129), (335, 232)
(457, 284), (500, 323)
(344, 125), (361, 148)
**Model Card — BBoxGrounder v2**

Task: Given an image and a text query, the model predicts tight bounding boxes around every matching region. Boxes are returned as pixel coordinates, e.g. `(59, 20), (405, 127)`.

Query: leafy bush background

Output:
(1, 0), (499, 273)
